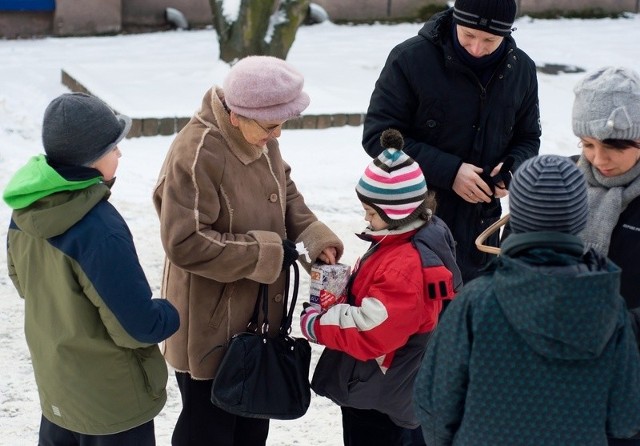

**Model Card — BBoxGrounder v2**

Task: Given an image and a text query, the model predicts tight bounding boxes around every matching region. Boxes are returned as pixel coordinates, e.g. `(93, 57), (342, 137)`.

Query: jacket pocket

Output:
(311, 348), (381, 408)
(133, 345), (168, 399)
(417, 99), (445, 142)
(208, 282), (235, 329)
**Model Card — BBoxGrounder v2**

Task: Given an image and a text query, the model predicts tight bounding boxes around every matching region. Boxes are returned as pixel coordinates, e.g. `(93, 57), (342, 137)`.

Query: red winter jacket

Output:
(314, 221), (451, 371)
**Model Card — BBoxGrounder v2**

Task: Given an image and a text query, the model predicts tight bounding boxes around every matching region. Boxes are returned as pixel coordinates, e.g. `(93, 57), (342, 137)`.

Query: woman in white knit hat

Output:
(572, 66), (640, 446)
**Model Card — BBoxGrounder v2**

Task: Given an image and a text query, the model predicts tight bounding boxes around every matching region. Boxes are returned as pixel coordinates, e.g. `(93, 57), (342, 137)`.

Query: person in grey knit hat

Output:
(3, 92), (179, 445)
(414, 153), (640, 446)
(43, 92), (132, 167)
(573, 67), (640, 446)
(509, 154), (588, 235)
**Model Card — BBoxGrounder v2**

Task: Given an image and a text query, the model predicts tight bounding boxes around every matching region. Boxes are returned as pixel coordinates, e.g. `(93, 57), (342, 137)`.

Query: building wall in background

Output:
(0, 0), (638, 39)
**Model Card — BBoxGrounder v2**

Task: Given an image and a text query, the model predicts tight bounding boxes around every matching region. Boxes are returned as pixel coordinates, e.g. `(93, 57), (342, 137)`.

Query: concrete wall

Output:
(1, 0), (639, 39)
(312, 0), (447, 22)
(518, 0), (638, 14)
(312, 0), (638, 21)
(122, 0), (211, 28)
(53, 0), (122, 36)
(0, 11), (52, 38)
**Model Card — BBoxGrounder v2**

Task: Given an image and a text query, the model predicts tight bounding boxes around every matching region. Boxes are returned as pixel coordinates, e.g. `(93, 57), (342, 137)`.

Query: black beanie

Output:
(453, 0), (517, 36)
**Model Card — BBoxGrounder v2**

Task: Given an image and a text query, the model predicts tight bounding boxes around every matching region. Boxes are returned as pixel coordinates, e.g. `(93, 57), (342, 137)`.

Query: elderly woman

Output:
(153, 55), (344, 446)
(572, 66), (640, 446)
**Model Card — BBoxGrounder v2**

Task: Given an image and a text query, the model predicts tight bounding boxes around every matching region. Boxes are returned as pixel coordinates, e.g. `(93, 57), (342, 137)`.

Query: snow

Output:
(1, 14), (640, 446)
(221, 0), (242, 23)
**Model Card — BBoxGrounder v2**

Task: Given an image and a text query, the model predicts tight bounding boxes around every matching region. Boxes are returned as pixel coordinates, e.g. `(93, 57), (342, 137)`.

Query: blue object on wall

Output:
(0, 0), (55, 11)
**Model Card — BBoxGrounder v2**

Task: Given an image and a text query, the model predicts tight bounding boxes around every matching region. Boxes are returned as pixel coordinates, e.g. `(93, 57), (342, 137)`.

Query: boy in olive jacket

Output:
(3, 93), (179, 446)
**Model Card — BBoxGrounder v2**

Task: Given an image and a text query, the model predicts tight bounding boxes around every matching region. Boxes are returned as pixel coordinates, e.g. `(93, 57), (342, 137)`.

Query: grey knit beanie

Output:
(572, 66), (640, 141)
(509, 155), (588, 235)
(42, 93), (132, 166)
(453, 0), (517, 36)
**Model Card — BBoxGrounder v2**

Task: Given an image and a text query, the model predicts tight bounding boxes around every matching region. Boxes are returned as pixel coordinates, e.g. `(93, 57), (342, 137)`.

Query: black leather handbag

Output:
(210, 263), (312, 419)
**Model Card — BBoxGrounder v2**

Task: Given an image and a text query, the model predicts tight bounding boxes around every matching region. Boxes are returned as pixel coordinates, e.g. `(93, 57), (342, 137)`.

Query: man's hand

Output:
(490, 162), (509, 198)
(452, 163), (493, 203)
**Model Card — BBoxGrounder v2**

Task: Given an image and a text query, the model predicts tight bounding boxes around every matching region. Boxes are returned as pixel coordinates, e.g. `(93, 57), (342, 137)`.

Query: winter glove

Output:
(480, 156), (514, 194)
(300, 302), (321, 343)
(281, 239), (299, 271)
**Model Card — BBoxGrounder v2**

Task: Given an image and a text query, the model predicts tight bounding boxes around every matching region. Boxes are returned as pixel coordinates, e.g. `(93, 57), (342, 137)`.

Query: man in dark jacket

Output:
(363, 0), (541, 282)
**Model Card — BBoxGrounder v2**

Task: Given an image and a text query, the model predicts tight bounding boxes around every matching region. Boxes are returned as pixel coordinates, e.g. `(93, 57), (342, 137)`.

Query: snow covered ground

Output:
(1, 13), (640, 445)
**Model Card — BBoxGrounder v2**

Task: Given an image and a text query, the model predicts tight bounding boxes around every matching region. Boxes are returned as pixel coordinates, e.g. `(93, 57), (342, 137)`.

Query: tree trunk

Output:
(210, 0), (310, 63)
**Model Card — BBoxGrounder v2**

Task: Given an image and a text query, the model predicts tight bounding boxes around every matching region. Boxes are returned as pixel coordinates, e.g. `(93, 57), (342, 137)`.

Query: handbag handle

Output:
(250, 262), (300, 335)
(280, 262), (300, 335)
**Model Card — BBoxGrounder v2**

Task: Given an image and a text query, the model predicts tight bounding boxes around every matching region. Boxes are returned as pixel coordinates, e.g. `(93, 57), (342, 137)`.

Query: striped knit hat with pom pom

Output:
(356, 129), (428, 227)
(509, 154), (588, 235)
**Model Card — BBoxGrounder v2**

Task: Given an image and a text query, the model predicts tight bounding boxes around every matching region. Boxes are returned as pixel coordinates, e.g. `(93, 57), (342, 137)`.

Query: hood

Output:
(3, 155), (102, 209)
(493, 233), (624, 360)
(4, 155), (109, 238)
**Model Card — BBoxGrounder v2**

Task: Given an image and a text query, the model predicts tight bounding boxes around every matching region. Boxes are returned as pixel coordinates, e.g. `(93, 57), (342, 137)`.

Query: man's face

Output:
(456, 24), (504, 58)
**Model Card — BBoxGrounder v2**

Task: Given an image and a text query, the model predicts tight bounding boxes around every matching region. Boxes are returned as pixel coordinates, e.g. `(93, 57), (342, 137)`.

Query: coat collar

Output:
(501, 232), (585, 258)
(198, 87), (267, 165)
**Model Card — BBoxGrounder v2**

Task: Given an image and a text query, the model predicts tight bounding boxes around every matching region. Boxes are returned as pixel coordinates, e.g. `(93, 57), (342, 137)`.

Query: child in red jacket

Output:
(300, 129), (461, 446)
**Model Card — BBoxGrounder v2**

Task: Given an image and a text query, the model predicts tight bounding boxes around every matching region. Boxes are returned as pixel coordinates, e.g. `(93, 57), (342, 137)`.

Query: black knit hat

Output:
(42, 93), (132, 166)
(509, 155), (588, 235)
(453, 0), (517, 36)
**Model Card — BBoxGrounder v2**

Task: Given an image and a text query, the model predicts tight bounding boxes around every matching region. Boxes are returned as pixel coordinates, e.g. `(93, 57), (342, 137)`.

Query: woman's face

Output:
(581, 137), (640, 177)
(231, 113), (285, 146)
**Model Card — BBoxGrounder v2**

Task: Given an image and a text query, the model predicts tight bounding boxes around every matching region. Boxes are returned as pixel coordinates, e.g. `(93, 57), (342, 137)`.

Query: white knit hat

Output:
(572, 66), (640, 141)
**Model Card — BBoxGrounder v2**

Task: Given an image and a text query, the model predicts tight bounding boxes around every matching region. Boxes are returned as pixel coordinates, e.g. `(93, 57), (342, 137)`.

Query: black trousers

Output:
(38, 415), (155, 446)
(341, 407), (426, 446)
(172, 371), (269, 446)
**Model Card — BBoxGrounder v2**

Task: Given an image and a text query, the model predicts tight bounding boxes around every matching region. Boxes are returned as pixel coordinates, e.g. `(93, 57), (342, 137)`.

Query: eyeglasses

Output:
(251, 119), (285, 137)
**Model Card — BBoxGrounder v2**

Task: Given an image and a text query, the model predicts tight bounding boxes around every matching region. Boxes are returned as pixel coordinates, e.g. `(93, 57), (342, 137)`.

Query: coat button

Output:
(269, 193), (278, 202)
(426, 119), (437, 128)
(274, 293), (283, 302)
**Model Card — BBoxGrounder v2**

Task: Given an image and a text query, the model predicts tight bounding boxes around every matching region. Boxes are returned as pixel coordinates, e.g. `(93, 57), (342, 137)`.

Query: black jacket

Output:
(609, 195), (640, 310)
(363, 9), (541, 282)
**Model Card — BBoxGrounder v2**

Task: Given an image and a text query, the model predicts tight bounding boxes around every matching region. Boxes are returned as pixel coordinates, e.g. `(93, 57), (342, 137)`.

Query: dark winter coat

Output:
(4, 155), (179, 435)
(608, 195), (640, 309)
(414, 232), (640, 446)
(363, 9), (541, 282)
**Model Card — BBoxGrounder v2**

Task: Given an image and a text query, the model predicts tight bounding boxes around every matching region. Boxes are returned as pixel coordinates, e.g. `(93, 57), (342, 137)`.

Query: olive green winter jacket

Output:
(4, 155), (179, 435)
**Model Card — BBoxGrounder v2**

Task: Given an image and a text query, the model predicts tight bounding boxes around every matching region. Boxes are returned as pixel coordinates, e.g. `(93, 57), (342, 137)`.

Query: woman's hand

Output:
(317, 247), (337, 265)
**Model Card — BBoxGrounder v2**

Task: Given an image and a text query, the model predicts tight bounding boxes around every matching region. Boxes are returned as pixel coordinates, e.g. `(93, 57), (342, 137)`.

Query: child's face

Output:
(91, 146), (121, 181)
(362, 203), (389, 231)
